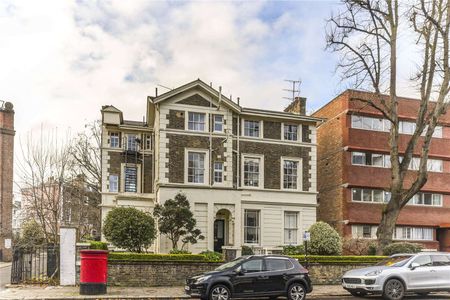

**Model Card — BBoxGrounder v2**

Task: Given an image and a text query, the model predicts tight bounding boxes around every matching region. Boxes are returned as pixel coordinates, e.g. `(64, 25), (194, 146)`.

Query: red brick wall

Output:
(0, 103), (15, 261)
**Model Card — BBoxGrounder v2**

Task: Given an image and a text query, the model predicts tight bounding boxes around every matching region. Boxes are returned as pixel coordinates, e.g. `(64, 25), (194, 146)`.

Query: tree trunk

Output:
(376, 197), (401, 254)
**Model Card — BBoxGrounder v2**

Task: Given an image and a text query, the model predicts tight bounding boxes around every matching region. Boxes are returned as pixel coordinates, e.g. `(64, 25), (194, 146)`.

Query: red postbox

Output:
(79, 250), (108, 295)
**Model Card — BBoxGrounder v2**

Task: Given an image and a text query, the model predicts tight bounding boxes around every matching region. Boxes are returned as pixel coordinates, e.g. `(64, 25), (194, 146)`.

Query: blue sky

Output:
(0, 0), (345, 136)
(1, 0), (420, 138)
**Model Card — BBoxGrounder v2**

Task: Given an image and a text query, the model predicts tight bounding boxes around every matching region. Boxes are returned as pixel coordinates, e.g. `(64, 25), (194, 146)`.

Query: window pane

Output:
(244, 120), (260, 137)
(110, 132), (120, 148)
(384, 119), (391, 131)
(109, 175), (118, 192)
(244, 157), (260, 187)
(188, 112), (206, 131)
(242, 259), (263, 272)
(214, 162), (223, 183)
(372, 154), (384, 167)
(124, 167), (137, 192)
(283, 160), (298, 189)
(244, 210), (260, 244)
(214, 115), (223, 132)
(127, 135), (137, 151)
(362, 117), (372, 129)
(373, 190), (383, 202)
(433, 126), (443, 138)
(351, 115), (362, 128)
(433, 194), (442, 206)
(284, 124), (298, 141)
(266, 259), (289, 271)
(373, 118), (383, 131)
(352, 189), (362, 201)
(352, 152), (366, 165)
(423, 193), (432, 205)
(188, 152), (205, 183)
(363, 189), (372, 202)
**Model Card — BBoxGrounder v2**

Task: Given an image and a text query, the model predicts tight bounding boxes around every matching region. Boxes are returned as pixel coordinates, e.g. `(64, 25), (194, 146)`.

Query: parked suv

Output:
(185, 255), (312, 300)
(342, 252), (450, 300)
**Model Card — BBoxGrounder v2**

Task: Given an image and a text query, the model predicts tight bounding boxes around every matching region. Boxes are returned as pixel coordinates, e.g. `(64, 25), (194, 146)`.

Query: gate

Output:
(11, 244), (59, 284)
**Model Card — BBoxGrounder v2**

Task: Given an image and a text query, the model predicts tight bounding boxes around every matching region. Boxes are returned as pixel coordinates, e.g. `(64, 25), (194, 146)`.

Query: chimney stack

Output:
(284, 97), (306, 115)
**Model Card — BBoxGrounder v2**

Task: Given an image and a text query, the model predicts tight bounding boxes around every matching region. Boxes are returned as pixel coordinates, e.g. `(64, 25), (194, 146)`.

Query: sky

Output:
(1, 0), (424, 192)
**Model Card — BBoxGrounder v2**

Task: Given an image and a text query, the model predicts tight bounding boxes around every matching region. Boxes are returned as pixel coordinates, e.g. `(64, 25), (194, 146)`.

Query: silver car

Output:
(342, 252), (450, 300)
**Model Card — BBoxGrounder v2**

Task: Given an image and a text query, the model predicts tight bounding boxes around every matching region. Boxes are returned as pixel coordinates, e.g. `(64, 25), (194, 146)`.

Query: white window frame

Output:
(144, 133), (152, 150)
(109, 132), (120, 148)
(284, 211), (299, 245)
(184, 149), (209, 185)
(213, 161), (224, 184)
(213, 114), (224, 133)
(281, 157), (302, 190)
(282, 123), (300, 141)
(109, 174), (119, 193)
(244, 209), (260, 245)
(242, 119), (262, 138)
(241, 154), (264, 189)
(186, 111), (207, 132)
(408, 192), (443, 207)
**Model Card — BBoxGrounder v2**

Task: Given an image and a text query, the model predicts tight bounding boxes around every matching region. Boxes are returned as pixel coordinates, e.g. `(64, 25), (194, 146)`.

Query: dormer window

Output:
(188, 112), (206, 131)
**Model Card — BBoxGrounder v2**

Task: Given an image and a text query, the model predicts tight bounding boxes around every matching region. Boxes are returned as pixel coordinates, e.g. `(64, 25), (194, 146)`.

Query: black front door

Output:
(214, 219), (225, 252)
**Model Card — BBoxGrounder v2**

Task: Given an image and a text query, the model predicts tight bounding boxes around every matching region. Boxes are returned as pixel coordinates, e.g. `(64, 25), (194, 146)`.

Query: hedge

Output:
(89, 241), (108, 250)
(292, 255), (387, 264)
(108, 252), (223, 262)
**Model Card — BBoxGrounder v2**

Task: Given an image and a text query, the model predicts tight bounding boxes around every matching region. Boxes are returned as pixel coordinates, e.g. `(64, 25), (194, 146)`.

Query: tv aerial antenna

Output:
(283, 79), (302, 102)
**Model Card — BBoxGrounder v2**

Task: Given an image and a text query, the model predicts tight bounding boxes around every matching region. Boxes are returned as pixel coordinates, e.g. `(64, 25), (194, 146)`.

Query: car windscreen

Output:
(376, 255), (412, 267)
(214, 257), (246, 271)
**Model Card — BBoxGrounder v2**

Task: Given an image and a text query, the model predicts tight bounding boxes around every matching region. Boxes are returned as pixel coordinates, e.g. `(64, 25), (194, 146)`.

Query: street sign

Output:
(303, 231), (311, 242)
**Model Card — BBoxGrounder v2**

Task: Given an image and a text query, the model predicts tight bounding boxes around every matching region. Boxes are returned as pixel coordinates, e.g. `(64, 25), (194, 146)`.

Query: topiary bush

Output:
(89, 241), (108, 250)
(282, 245), (305, 255)
(200, 250), (223, 262)
(382, 242), (423, 256)
(103, 207), (156, 253)
(308, 222), (342, 255)
(241, 245), (254, 255)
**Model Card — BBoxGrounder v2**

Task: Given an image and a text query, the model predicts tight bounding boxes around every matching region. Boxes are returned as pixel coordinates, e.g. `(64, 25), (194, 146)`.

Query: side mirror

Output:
(410, 262), (420, 270)
(234, 267), (245, 276)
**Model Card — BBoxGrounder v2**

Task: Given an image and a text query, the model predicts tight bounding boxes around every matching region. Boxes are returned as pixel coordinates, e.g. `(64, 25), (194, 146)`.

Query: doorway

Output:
(214, 219), (225, 253)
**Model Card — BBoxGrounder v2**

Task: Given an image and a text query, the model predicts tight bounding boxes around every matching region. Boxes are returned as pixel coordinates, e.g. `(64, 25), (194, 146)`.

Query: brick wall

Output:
(108, 261), (222, 286)
(106, 261), (371, 286)
(0, 103), (14, 262)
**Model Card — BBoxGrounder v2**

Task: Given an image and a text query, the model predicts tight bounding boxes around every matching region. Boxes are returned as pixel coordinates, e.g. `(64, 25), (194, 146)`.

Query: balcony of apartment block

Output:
(346, 128), (450, 158)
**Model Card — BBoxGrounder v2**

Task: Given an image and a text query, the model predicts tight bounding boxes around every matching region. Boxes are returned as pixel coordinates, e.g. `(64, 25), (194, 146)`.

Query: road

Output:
(0, 263), (11, 291)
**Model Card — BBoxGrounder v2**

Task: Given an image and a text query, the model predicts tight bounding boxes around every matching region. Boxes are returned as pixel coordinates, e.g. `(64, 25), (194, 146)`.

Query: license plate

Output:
(346, 284), (356, 289)
(185, 285), (190, 291)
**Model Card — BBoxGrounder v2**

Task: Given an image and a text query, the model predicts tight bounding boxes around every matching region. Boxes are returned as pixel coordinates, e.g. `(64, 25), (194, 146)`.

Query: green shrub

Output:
(89, 241), (108, 250)
(292, 255), (386, 264)
(308, 222), (342, 255)
(282, 245), (305, 255)
(382, 242), (423, 256)
(109, 252), (215, 262)
(170, 249), (192, 254)
(241, 246), (254, 255)
(200, 251), (223, 262)
(103, 207), (157, 253)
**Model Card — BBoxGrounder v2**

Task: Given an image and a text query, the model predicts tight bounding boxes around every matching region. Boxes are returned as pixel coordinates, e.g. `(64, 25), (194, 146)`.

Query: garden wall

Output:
(106, 261), (372, 286)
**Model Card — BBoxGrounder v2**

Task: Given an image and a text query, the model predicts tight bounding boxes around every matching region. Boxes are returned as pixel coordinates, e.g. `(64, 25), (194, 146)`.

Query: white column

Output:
(60, 226), (76, 286)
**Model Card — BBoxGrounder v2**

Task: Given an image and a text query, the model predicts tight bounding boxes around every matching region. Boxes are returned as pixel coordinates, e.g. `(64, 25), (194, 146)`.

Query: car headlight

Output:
(365, 270), (383, 276)
(196, 275), (211, 283)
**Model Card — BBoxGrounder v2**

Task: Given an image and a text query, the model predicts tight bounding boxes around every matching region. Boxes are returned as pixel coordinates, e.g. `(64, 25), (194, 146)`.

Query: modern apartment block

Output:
(313, 90), (450, 251)
(101, 79), (321, 254)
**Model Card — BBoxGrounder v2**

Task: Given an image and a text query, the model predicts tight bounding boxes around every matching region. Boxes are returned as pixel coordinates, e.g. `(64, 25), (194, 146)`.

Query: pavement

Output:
(0, 263), (11, 292)
(1, 284), (450, 300)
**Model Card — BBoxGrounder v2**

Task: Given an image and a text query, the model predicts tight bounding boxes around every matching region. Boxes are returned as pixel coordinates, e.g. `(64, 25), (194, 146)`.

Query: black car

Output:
(185, 255), (312, 300)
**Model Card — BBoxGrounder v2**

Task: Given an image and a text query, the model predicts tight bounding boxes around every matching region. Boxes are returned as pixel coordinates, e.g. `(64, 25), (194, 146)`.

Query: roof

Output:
(151, 78), (323, 123)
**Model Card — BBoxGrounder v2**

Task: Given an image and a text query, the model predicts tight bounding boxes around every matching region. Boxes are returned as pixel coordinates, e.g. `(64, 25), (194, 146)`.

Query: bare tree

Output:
(17, 130), (73, 244)
(327, 0), (449, 252)
(67, 121), (102, 240)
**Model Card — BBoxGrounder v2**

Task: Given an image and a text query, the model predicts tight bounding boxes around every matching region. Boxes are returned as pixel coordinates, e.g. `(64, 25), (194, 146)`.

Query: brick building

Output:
(101, 79), (321, 254)
(0, 101), (14, 261)
(313, 90), (450, 251)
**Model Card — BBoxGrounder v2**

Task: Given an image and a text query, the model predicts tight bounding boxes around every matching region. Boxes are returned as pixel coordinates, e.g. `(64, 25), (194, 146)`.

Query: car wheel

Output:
(287, 283), (306, 300)
(383, 279), (405, 300)
(209, 284), (231, 300)
(350, 291), (367, 297)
